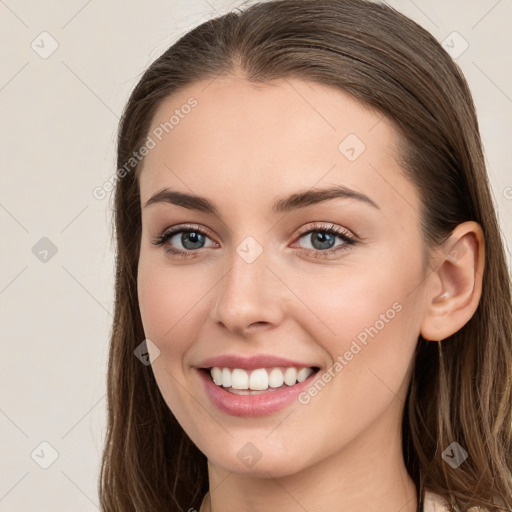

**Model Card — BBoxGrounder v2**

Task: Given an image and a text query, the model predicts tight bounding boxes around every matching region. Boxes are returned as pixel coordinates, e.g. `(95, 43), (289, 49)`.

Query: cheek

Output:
(291, 250), (424, 387)
(283, 267), (422, 453)
(137, 256), (206, 361)
(292, 260), (416, 344)
(137, 258), (206, 421)
(137, 261), (173, 342)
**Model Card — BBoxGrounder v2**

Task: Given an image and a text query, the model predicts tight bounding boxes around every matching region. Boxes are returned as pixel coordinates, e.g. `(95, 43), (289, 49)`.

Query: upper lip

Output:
(196, 354), (319, 370)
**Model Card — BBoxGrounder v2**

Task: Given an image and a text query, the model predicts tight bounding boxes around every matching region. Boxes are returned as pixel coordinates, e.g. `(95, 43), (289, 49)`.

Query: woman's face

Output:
(137, 75), (431, 477)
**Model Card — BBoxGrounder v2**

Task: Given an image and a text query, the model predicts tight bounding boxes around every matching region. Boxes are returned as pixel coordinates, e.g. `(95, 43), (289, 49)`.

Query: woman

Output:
(99, 1), (512, 511)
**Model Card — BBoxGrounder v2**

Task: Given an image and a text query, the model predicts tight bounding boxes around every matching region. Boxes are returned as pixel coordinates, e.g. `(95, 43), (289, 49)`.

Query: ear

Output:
(420, 221), (485, 341)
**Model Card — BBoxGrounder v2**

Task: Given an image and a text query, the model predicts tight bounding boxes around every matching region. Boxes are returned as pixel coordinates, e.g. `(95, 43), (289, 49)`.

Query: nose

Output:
(210, 240), (285, 336)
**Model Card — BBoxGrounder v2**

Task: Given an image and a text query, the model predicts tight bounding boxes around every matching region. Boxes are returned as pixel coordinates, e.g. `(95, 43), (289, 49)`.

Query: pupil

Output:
(312, 232), (334, 250)
(183, 232), (204, 249)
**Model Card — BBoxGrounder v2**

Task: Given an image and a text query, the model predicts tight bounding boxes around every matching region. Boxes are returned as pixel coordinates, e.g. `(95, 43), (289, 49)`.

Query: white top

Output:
(424, 489), (487, 511)
(424, 490), (450, 511)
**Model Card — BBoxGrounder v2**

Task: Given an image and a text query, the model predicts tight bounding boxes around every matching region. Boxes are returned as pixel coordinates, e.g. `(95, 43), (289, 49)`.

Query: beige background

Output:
(0, 0), (510, 510)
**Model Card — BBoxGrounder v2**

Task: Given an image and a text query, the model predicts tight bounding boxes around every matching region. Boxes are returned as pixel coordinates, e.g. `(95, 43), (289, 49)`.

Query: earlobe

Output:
(420, 221), (485, 342)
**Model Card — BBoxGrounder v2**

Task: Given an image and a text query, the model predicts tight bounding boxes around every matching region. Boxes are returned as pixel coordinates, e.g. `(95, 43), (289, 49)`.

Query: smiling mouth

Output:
(201, 366), (320, 394)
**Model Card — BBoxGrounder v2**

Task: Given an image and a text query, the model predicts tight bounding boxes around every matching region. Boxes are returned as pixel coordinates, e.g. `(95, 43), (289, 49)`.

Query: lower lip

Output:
(197, 368), (319, 417)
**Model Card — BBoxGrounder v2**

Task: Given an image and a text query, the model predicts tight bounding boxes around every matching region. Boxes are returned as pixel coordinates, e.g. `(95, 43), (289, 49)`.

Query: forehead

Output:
(138, 76), (421, 219)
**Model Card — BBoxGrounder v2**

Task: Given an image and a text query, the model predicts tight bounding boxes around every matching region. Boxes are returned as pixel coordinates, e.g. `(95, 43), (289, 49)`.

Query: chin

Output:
(206, 445), (310, 478)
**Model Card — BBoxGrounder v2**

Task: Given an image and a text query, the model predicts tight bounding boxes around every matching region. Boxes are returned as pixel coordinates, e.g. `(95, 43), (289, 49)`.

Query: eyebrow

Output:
(143, 184), (379, 215)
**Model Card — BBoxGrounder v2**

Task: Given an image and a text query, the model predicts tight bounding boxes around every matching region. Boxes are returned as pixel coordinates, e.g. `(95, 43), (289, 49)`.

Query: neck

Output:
(202, 420), (417, 512)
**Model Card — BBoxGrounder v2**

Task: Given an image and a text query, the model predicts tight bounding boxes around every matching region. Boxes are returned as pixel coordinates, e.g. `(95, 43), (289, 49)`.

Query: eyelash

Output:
(151, 222), (358, 259)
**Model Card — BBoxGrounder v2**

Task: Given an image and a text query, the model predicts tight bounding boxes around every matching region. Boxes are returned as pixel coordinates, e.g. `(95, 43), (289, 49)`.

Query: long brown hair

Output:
(99, 1), (512, 510)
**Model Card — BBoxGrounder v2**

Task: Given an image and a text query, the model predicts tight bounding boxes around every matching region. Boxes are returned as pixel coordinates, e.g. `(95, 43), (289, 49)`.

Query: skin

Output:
(136, 73), (484, 512)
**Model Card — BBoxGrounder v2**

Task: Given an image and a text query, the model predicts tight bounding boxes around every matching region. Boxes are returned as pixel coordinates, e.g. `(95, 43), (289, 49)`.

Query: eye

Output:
(152, 224), (217, 258)
(152, 222), (358, 259)
(292, 222), (357, 258)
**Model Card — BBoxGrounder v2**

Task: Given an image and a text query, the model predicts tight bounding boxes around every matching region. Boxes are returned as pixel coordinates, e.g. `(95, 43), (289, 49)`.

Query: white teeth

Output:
(283, 367), (297, 386)
(231, 368), (249, 390)
(208, 366), (315, 391)
(249, 368), (268, 390)
(221, 367), (232, 387)
(211, 367), (222, 385)
(297, 367), (311, 383)
(268, 368), (284, 388)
